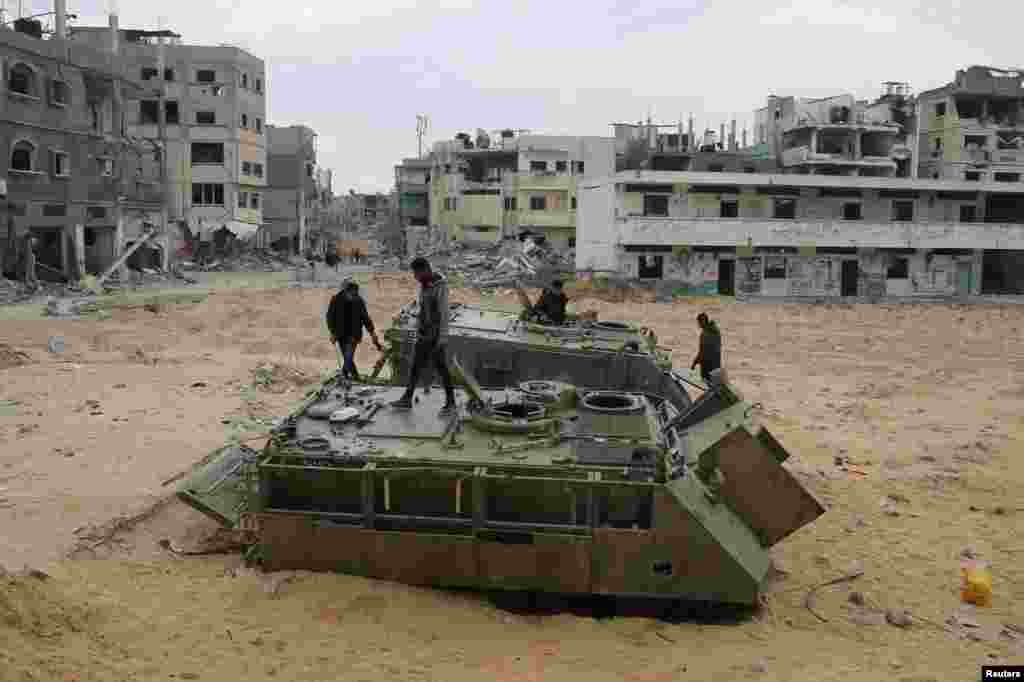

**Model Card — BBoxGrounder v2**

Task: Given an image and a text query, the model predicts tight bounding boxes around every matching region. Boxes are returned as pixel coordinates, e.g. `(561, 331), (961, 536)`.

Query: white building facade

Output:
(578, 170), (1024, 298)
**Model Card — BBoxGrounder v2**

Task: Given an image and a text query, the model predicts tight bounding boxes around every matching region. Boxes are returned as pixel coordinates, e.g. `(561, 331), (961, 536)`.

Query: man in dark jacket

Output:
(390, 257), (457, 414)
(326, 279), (382, 380)
(534, 280), (569, 324)
(691, 312), (722, 384)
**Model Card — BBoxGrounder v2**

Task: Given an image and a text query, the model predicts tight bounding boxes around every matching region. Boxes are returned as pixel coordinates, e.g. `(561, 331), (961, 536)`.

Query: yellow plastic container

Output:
(961, 561), (992, 607)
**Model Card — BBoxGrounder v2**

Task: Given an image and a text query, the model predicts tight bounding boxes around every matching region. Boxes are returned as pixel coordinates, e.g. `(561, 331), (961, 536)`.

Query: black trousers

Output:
(406, 339), (454, 399)
(701, 362), (720, 384)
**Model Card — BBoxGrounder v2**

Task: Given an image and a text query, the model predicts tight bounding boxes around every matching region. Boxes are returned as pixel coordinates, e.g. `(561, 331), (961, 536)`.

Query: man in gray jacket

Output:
(390, 257), (457, 414)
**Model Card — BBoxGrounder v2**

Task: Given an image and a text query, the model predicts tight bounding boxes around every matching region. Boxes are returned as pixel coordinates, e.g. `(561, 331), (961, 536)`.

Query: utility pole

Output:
(156, 25), (170, 269)
(416, 114), (429, 159)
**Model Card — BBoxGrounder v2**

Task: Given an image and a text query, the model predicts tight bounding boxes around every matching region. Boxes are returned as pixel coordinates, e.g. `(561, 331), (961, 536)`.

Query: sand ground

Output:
(1, 272), (1022, 681)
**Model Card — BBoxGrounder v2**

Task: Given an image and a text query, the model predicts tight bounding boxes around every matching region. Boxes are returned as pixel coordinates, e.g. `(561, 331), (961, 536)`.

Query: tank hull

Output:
(245, 474), (768, 605)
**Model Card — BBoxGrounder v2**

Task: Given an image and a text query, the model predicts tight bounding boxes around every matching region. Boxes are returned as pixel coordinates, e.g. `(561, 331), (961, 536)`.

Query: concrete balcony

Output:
(962, 149), (992, 164)
(516, 173), (573, 190)
(616, 216), (1024, 250)
(781, 146), (897, 169)
(399, 182), (430, 193)
(517, 210), (576, 228)
(992, 149), (1024, 164)
(459, 179), (505, 193)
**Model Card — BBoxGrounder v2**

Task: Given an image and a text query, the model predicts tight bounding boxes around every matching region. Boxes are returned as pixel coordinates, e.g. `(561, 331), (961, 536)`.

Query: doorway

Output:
(956, 261), (972, 296)
(638, 255), (664, 279)
(717, 258), (735, 295)
(840, 260), (859, 297)
(30, 227), (66, 281)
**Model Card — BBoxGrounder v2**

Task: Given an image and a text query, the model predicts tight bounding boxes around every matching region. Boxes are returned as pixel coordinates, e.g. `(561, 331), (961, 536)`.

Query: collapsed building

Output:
(755, 83), (915, 178)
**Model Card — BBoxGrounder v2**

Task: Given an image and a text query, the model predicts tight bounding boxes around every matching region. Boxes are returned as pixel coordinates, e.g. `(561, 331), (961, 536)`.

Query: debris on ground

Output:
(251, 363), (316, 393)
(180, 248), (299, 273)
(885, 608), (914, 628)
(410, 238), (574, 290)
(0, 344), (33, 370)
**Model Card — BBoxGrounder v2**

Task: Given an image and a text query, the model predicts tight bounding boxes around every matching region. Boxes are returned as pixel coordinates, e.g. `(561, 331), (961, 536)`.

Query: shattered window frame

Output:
(192, 183), (225, 206)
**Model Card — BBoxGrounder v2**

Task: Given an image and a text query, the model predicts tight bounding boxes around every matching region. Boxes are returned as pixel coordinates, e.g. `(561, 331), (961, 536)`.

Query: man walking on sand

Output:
(326, 278), (383, 381)
(691, 312), (722, 384)
(390, 257), (457, 415)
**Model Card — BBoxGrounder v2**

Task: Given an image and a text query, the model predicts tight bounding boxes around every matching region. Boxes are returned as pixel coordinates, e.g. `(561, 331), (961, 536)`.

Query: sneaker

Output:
(390, 395), (413, 409)
(438, 402), (457, 416)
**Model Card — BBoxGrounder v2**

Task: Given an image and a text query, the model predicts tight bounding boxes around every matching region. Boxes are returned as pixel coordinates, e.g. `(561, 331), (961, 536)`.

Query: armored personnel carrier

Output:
(368, 298), (693, 411)
(178, 315), (825, 604)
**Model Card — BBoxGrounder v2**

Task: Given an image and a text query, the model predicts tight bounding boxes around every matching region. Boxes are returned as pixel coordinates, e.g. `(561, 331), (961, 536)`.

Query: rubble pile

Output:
(0, 277), (82, 304)
(180, 249), (299, 273)
(429, 239), (574, 289)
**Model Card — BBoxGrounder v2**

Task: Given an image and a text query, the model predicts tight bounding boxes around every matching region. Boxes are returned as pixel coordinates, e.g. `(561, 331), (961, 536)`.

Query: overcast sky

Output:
(32, 0), (1022, 192)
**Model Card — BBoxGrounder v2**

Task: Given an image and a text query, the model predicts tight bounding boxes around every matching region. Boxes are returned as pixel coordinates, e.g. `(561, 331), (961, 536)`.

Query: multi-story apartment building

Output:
(1, 14), (163, 281)
(263, 124), (316, 252)
(578, 170), (1024, 297)
(916, 66), (1024, 187)
(429, 129), (616, 250)
(390, 157), (431, 253)
(754, 83), (914, 178)
(71, 20), (267, 252)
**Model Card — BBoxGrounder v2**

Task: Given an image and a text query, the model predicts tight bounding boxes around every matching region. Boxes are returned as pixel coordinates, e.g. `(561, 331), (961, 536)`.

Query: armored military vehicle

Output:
(178, 329), (825, 604)
(368, 299), (693, 410)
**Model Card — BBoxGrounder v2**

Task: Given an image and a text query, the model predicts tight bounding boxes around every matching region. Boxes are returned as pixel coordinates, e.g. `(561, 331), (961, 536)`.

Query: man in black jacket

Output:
(326, 279), (382, 380)
(691, 312), (722, 384)
(390, 257), (457, 414)
(534, 280), (569, 324)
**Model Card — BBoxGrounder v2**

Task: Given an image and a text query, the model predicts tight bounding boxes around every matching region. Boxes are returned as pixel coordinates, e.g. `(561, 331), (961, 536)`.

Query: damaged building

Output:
(577, 170), (1024, 298)
(70, 20), (267, 256)
(755, 83), (915, 178)
(428, 129), (615, 251)
(263, 125), (326, 253)
(612, 119), (777, 173)
(1, 11), (163, 282)
(390, 157), (431, 255)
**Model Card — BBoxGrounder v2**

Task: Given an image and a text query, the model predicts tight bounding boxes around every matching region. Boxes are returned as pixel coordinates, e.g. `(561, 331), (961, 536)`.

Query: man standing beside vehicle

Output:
(691, 312), (722, 384)
(326, 278), (382, 381)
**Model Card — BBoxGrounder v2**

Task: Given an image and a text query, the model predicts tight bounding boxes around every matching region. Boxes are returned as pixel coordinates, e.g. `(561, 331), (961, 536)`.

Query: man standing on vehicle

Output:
(326, 278), (382, 381)
(390, 257), (457, 414)
(534, 279), (569, 324)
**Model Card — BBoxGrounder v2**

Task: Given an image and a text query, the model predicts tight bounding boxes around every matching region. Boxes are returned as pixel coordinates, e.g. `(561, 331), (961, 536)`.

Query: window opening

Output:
(192, 183), (225, 206)
(8, 63), (36, 96)
(191, 143), (224, 165)
(891, 200), (914, 221)
(773, 198), (796, 219)
(887, 257), (909, 279)
(10, 141), (35, 171)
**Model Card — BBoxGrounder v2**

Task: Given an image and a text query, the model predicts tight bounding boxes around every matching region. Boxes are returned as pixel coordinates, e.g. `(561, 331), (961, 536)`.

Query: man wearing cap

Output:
(326, 278), (382, 381)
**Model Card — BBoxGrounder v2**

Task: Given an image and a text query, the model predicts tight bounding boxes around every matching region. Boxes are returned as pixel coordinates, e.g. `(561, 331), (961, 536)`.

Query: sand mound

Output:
(0, 570), (91, 638)
(0, 344), (32, 370)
